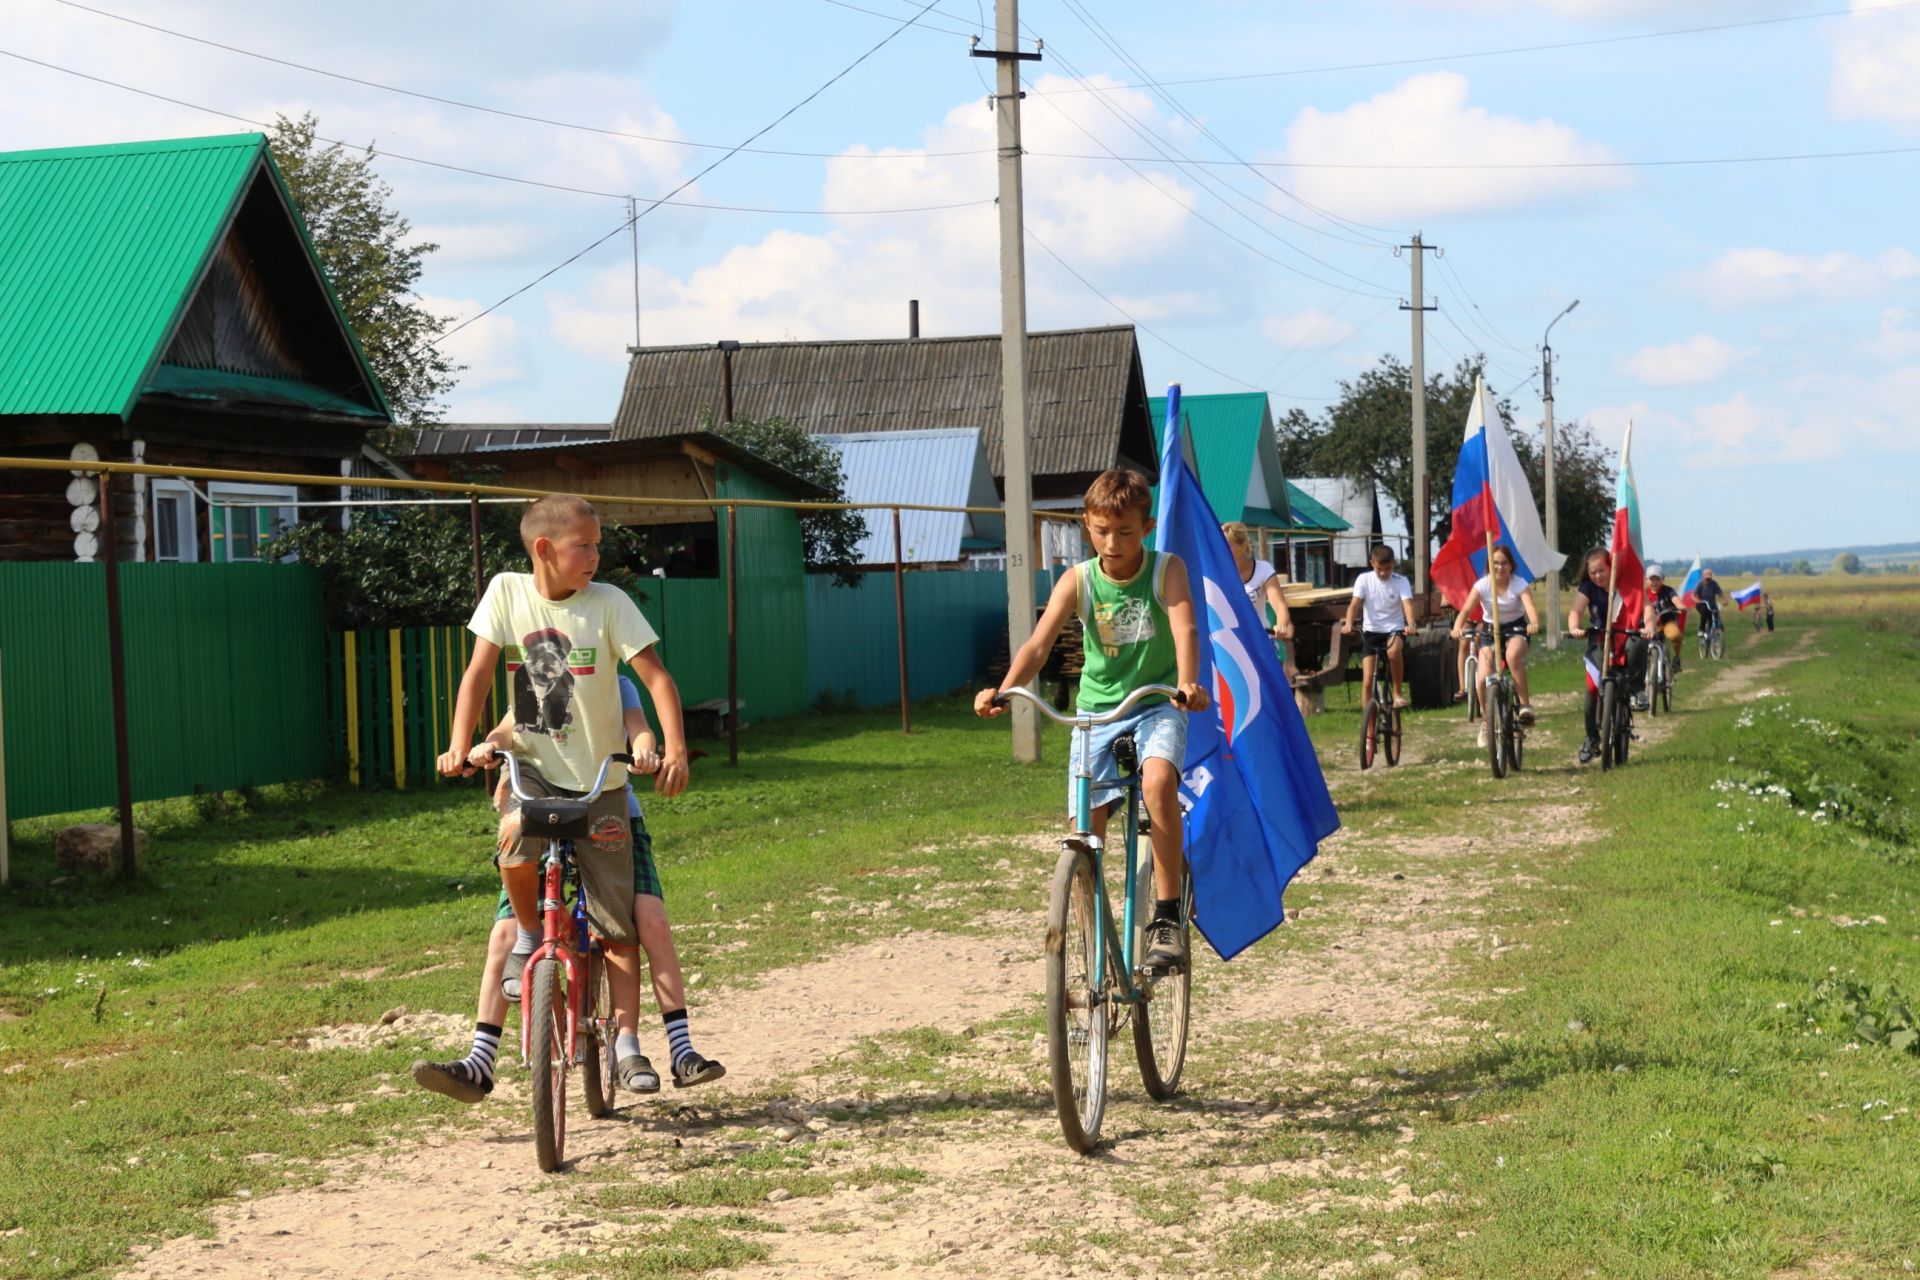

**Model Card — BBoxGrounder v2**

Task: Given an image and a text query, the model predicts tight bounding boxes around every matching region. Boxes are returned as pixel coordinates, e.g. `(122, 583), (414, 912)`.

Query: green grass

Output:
(0, 699), (1061, 1280)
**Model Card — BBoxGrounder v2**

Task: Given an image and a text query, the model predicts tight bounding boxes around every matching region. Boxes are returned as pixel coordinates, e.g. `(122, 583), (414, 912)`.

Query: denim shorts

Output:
(1066, 700), (1188, 820)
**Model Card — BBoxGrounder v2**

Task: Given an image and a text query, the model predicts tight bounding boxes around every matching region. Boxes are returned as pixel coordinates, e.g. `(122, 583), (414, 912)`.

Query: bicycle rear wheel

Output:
(1507, 694), (1524, 771)
(1133, 864), (1191, 1101)
(1359, 698), (1378, 770)
(580, 950), (614, 1119)
(1616, 698), (1633, 765)
(1660, 664), (1672, 714)
(1046, 844), (1109, 1153)
(1385, 700), (1402, 767)
(1646, 647), (1663, 719)
(1600, 682), (1620, 772)
(1485, 681), (1507, 778)
(528, 956), (568, 1172)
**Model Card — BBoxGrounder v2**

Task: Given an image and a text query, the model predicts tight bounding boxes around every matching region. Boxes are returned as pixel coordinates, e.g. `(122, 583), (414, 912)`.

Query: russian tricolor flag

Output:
(1430, 375), (1565, 612)
(1675, 554), (1704, 612)
(1734, 581), (1765, 609)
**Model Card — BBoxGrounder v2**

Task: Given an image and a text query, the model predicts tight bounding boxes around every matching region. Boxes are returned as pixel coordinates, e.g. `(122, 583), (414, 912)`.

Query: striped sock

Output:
(458, 1022), (501, 1088)
(663, 1008), (696, 1072)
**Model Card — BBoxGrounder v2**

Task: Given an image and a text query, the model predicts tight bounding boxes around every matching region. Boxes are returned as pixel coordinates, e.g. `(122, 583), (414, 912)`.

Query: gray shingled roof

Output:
(401, 424), (610, 456)
(609, 326), (1156, 484)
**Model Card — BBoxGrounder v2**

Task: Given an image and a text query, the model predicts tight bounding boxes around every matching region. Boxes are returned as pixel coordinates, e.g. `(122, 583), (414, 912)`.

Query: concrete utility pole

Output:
(1541, 299), (1579, 649)
(1400, 234), (1439, 603)
(974, 1), (1043, 763)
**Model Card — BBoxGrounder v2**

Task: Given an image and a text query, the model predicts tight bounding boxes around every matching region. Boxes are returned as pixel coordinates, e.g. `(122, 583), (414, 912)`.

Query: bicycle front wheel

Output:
(1507, 695), (1524, 771)
(1046, 844), (1109, 1153)
(1385, 703), (1402, 767)
(1134, 866), (1191, 1101)
(1359, 699), (1378, 771)
(528, 956), (568, 1173)
(580, 951), (614, 1119)
(1646, 648), (1663, 719)
(1600, 682), (1620, 772)
(1711, 629), (1725, 661)
(1485, 683), (1507, 778)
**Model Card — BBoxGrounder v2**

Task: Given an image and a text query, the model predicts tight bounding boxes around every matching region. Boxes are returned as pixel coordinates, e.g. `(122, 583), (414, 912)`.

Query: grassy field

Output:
(2, 577), (1917, 1278)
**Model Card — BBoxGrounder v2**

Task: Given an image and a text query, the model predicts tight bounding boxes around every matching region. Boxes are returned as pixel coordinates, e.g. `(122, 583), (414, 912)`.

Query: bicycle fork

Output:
(520, 848), (586, 1063)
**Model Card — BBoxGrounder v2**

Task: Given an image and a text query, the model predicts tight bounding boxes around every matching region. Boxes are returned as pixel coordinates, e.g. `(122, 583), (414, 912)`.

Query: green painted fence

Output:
(0, 562), (329, 820)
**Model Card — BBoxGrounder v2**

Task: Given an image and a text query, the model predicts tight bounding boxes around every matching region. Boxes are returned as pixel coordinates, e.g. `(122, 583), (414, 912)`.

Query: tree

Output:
(269, 113), (459, 451)
(1790, 558), (1814, 575)
(1272, 353), (1612, 584)
(1831, 551), (1862, 574)
(711, 415), (868, 586)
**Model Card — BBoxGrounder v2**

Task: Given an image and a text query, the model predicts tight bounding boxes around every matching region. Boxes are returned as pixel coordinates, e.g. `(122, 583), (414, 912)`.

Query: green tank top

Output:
(1075, 552), (1179, 713)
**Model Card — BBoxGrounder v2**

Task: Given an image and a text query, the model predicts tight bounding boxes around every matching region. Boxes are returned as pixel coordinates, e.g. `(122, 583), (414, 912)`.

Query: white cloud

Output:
(1831, 0), (1920, 125)
(1620, 334), (1742, 386)
(421, 296), (525, 390)
(1262, 309), (1358, 350)
(1680, 246), (1920, 307)
(545, 76), (1207, 356)
(1271, 73), (1632, 222)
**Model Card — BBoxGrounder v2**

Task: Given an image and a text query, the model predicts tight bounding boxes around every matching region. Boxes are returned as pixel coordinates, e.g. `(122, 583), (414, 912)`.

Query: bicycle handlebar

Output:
(991, 683), (1187, 728)
(483, 749), (633, 805)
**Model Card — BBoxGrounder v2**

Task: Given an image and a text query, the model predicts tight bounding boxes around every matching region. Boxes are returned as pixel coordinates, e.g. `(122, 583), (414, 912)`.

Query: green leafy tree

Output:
(1791, 558), (1814, 575)
(1831, 551), (1862, 575)
(1273, 354), (1611, 584)
(270, 113), (459, 452)
(712, 415), (868, 586)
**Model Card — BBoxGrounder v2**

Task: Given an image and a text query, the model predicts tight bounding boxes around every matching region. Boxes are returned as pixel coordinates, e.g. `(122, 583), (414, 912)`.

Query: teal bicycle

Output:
(994, 684), (1194, 1154)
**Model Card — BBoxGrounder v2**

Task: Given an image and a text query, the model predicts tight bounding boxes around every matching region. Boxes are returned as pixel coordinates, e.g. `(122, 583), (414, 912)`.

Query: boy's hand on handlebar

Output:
(973, 687), (1007, 718)
(653, 752), (689, 798)
(1339, 618), (1352, 635)
(465, 742), (501, 770)
(436, 745), (474, 777)
(631, 746), (662, 776)
(1177, 681), (1210, 713)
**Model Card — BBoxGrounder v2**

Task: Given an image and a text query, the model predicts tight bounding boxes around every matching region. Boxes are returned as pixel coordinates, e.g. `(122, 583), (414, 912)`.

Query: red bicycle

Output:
(488, 748), (632, 1172)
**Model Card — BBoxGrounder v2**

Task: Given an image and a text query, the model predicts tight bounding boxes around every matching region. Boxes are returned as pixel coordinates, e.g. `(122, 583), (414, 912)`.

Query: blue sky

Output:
(6, 0), (1919, 559)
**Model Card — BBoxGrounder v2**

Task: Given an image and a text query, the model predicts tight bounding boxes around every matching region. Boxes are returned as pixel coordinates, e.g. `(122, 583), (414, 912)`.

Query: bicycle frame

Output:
(1003, 684), (1183, 1014)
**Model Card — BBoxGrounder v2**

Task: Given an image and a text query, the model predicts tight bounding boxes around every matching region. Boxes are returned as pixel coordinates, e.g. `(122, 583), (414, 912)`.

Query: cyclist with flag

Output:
(1569, 421), (1649, 764)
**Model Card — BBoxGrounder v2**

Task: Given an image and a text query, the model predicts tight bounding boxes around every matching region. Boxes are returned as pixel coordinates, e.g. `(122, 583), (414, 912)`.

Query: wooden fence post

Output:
(344, 631), (361, 786)
(98, 469), (138, 880)
(389, 630), (407, 789)
(726, 504), (739, 768)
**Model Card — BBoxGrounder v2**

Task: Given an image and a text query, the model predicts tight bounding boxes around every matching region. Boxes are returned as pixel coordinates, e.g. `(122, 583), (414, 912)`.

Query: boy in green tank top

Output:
(975, 470), (1209, 971)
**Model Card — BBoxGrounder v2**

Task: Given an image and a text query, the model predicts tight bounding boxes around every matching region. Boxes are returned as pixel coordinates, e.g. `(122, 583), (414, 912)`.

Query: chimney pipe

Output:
(908, 299), (920, 340)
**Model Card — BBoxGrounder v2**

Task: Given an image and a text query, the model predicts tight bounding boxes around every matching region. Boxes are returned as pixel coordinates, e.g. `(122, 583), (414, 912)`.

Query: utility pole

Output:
(974, 1), (1043, 763)
(1541, 299), (1579, 649)
(1399, 234), (1439, 604)
(628, 196), (641, 347)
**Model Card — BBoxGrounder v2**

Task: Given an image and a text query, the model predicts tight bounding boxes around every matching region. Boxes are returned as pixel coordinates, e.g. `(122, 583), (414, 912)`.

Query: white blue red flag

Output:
(1608, 420), (1647, 627)
(1734, 581), (1765, 609)
(1676, 554), (1704, 611)
(1154, 384), (1340, 961)
(1430, 375), (1564, 612)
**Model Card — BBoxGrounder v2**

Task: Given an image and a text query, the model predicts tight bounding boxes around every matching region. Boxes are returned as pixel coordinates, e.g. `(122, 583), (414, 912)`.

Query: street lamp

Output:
(1541, 299), (1578, 648)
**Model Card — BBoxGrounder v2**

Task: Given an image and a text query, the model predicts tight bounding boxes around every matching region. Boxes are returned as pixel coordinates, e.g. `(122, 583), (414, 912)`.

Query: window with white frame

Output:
(207, 482), (299, 563)
(150, 478), (198, 562)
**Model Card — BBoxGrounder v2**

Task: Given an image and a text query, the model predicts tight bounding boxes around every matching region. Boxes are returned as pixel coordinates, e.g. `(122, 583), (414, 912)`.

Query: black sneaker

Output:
(501, 942), (536, 1001)
(1633, 694), (1650, 712)
(619, 1053), (661, 1094)
(671, 1051), (727, 1089)
(411, 1058), (492, 1104)
(1143, 916), (1187, 974)
(1578, 737), (1599, 764)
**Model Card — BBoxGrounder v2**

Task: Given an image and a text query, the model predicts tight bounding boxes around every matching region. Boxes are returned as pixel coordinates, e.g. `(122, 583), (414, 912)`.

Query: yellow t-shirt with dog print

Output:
(469, 573), (658, 793)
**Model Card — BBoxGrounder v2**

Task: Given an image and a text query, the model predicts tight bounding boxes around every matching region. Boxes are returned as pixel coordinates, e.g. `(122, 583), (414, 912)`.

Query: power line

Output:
(1433, 253), (1529, 357)
(1030, 141), (1920, 171)
(1053, 0), (1398, 245)
(0, 47), (991, 215)
(429, 0), (947, 351)
(1026, 1), (1920, 96)
(52, 0), (995, 162)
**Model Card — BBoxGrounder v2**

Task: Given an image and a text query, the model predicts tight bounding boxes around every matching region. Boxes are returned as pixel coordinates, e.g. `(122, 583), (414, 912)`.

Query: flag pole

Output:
(1601, 421), (1632, 681)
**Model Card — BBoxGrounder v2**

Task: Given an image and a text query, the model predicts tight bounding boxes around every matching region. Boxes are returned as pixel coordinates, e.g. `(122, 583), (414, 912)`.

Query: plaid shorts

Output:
(492, 814), (663, 922)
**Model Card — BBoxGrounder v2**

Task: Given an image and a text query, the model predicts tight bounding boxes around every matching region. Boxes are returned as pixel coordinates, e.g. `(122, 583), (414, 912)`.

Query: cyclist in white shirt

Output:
(1448, 544), (1541, 748)
(1340, 545), (1416, 710)
(1222, 522), (1297, 682)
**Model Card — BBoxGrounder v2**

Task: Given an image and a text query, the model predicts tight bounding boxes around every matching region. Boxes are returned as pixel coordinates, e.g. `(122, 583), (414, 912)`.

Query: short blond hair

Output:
(1220, 522), (1252, 549)
(1084, 468), (1153, 520)
(520, 494), (599, 554)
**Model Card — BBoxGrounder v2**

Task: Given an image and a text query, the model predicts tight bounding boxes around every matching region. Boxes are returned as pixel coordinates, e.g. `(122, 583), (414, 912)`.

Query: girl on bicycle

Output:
(1449, 545), (1540, 748)
(1222, 522), (1297, 682)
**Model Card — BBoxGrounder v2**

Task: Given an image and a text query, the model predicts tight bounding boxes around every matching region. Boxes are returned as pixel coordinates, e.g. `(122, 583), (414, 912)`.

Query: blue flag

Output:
(1154, 384), (1341, 960)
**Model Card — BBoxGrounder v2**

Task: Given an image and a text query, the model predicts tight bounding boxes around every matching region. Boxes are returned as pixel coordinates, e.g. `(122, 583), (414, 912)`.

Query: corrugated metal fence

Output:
(0, 562), (328, 819)
(3, 562), (1033, 820)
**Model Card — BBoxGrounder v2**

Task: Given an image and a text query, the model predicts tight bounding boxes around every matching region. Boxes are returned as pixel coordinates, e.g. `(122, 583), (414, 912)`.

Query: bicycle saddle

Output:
(1110, 733), (1140, 778)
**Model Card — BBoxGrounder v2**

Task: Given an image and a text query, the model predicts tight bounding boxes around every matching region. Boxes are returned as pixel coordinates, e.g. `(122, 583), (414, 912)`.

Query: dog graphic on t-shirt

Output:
(514, 627), (575, 738)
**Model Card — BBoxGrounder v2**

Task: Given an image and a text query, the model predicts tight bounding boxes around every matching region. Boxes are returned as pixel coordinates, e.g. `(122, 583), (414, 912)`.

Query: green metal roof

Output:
(1282, 481), (1349, 534)
(1149, 392), (1273, 521)
(0, 132), (388, 421)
